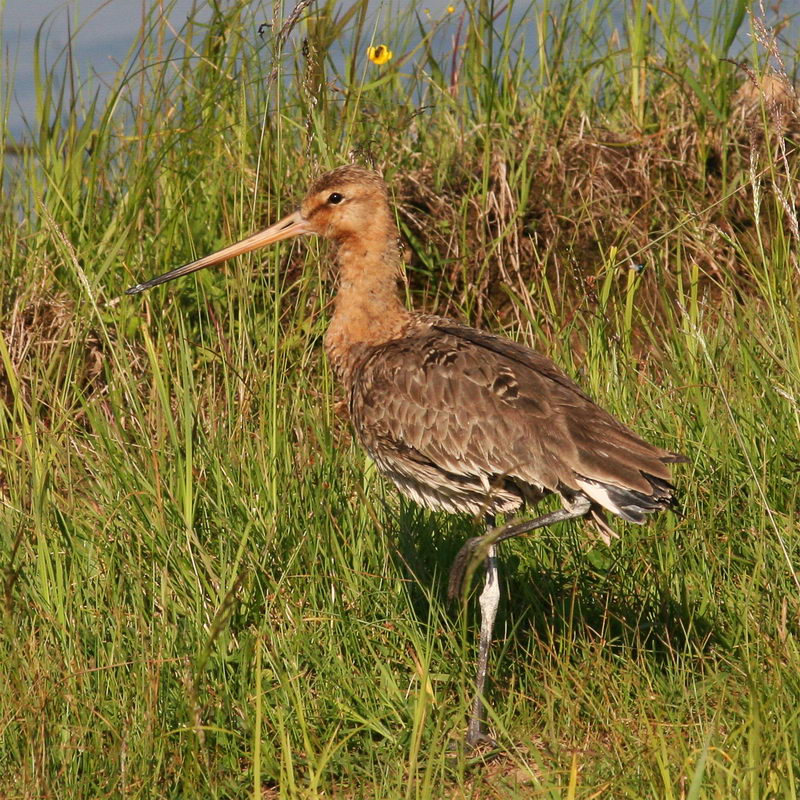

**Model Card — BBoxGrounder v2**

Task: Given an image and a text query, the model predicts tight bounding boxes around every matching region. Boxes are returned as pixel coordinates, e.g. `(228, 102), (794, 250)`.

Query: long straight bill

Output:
(125, 211), (308, 295)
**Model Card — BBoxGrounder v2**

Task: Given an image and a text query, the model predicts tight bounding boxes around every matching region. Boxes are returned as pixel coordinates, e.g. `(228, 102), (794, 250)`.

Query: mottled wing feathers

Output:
(435, 321), (682, 489)
(432, 323), (592, 401)
(349, 316), (681, 520)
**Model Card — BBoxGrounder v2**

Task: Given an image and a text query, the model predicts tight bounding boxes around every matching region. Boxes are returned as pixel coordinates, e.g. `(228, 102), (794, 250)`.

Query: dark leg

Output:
(466, 540), (499, 747)
(452, 496), (592, 748)
(448, 496), (591, 603)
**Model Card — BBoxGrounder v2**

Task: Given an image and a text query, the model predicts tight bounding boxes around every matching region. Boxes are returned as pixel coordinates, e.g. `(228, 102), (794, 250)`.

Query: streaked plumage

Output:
(127, 164), (684, 749)
(350, 317), (682, 525)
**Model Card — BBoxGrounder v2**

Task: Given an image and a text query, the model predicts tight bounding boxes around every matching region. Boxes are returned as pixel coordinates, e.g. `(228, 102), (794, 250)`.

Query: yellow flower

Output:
(447, 4), (455, 11)
(367, 45), (393, 65)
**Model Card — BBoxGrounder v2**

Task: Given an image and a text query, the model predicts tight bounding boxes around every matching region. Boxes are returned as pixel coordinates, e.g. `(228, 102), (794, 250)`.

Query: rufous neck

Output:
(324, 235), (410, 386)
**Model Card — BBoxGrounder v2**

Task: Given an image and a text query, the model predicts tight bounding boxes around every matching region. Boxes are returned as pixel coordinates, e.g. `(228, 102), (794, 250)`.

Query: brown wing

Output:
(350, 318), (682, 520)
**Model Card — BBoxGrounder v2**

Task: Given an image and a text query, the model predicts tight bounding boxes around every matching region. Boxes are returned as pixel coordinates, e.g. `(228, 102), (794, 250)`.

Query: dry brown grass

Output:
(397, 75), (798, 329)
(1, 293), (105, 410)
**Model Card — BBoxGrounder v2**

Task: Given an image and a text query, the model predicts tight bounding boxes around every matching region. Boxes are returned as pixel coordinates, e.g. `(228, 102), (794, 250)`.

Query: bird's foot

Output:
(447, 730), (502, 763)
(466, 728), (498, 751)
(447, 535), (482, 601)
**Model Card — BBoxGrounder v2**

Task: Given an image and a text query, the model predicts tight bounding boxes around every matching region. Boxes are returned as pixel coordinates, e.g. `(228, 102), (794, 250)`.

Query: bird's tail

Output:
(576, 470), (681, 526)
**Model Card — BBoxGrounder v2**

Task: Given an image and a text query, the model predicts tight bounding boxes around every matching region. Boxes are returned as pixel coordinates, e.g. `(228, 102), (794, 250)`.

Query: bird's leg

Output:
(453, 496), (592, 748)
(466, 539), (499, 747)
(448, 496), (592, 603)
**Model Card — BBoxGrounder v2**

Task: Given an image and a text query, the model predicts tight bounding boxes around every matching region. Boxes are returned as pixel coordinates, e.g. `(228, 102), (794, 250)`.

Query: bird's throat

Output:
(324, 241), (410, 386)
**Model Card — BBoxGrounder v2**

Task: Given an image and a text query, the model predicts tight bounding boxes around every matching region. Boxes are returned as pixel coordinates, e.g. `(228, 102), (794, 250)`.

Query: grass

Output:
(0, 0), (799, 796)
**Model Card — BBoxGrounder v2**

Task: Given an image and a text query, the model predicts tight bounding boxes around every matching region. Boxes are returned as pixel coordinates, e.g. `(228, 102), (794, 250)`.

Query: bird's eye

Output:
(327, 192), (344, 205)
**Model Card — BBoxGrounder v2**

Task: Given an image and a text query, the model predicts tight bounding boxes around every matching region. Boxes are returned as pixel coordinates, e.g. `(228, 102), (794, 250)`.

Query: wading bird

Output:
(127, 165), (684, 747)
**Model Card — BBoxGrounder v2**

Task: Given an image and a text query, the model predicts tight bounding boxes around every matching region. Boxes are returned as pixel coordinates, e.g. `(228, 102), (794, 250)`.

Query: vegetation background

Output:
(1, 0), (798, 796)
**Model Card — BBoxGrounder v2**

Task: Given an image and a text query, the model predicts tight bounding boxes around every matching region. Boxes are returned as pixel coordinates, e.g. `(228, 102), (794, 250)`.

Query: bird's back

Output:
(349, 315), (683, 524)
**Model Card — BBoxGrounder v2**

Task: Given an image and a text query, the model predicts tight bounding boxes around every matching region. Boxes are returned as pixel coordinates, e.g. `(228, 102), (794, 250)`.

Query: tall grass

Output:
(1, 0), (798, 796)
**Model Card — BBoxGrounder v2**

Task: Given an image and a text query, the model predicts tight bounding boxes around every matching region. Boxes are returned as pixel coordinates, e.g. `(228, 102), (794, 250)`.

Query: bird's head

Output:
(300, 165), (391, 243)
(125, 165), (391, 295)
